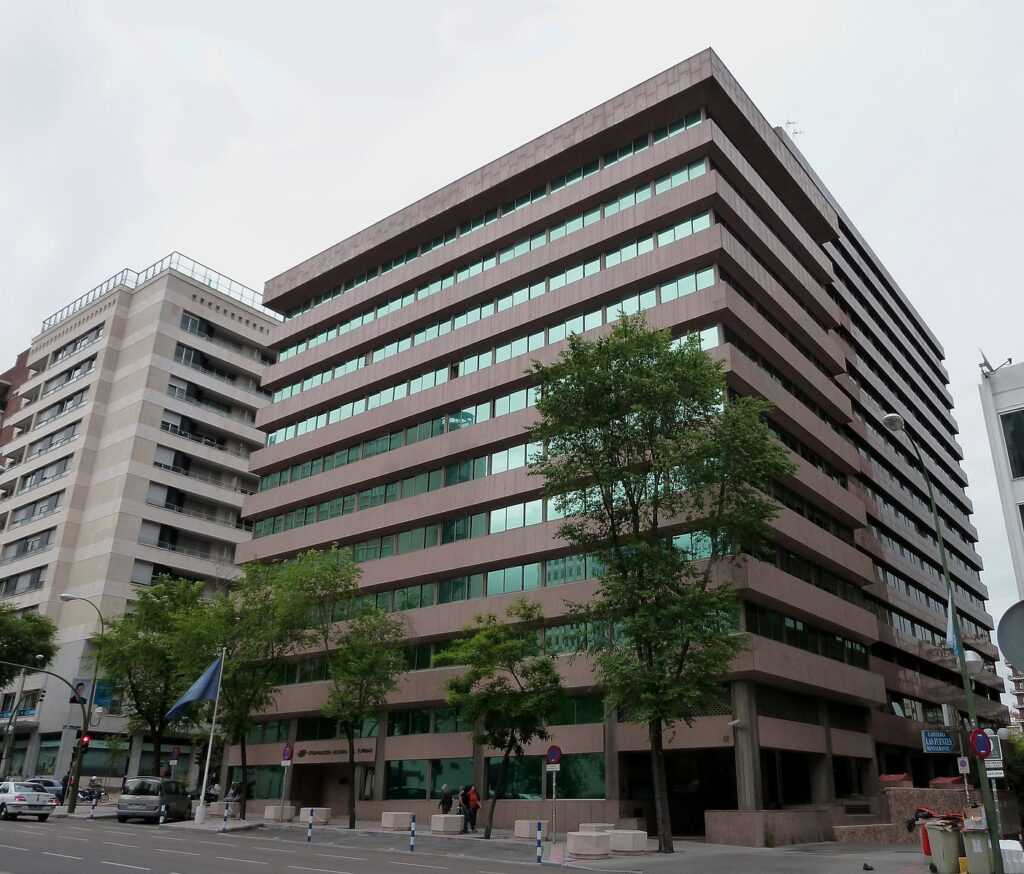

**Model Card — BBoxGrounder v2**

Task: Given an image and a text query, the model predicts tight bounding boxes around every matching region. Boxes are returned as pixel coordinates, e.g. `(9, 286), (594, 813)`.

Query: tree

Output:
(321, 608), (405, 829)
(93, 576), (210, 774)
(433, 598), (565, 839)
(0, 605), (58, 686)
(198, 550), (362, 820)
(529, 314), (794, 852)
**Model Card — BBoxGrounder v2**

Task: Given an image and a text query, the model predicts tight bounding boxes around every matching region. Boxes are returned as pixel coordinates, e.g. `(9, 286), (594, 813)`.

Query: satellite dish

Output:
(997, 601), (1024, 668)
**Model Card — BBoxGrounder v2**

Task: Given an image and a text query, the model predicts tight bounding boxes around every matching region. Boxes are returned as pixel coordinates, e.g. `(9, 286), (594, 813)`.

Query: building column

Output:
(23, 730), (42, 776)
(603, 698), (619, 807)
(282, 718), (297, 804)
(126, 732), (144, 779)
(810, 700), (836, 804)
(731, 680), (762, 810)
(371, 709), (386, 801)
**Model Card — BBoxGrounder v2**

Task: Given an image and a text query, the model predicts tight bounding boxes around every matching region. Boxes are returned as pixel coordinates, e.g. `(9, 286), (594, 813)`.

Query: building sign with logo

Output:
(921, 729), (957, 754)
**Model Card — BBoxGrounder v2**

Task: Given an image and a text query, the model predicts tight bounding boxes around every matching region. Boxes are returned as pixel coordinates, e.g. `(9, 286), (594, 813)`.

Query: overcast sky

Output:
(2, 2), (1022, 633)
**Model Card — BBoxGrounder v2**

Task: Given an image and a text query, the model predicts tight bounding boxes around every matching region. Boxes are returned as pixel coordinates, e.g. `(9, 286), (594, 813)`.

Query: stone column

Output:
(810, 699), (836, 803)
(730, 680), (762, 810)
(371, 709), (386, 801)
(603, 698), (619, 814)
(282, 718), (297, 804)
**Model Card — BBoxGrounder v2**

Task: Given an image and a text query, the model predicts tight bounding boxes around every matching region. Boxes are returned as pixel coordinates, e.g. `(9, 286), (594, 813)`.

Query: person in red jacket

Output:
(468, 784), (480, 832)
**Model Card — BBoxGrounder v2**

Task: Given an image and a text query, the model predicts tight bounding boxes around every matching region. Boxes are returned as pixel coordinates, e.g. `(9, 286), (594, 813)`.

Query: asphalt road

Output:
(0, 817), (546, 874)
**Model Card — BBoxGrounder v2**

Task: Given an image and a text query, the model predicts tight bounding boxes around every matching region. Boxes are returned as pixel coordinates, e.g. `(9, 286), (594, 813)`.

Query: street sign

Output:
(983, 730), (1004, 768)
(970, 729), (993, 759)
(921, 729), (956, 754)
(546, 763), (560, 772)
(987, 769), (1004, 779)
(169, 746), (180, 762)
(957, 757), (971, 775)
(281, 759), (292, 767)
(282, 744), (293, 761)
(546, 745), (562, 764)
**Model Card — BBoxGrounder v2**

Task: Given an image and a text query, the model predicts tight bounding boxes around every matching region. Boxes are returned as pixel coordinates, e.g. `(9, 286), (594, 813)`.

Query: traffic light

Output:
(80, 734), (91, 752)
(37, 689), (46, 703)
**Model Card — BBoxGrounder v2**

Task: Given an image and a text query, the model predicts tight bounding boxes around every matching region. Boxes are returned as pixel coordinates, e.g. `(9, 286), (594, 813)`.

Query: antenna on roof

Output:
(979, 349), (1012, 377)
(784, 120), (804, 136)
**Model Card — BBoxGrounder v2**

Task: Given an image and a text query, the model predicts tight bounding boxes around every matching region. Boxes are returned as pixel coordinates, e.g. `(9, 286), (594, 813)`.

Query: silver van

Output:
(117, 777), (191, 823)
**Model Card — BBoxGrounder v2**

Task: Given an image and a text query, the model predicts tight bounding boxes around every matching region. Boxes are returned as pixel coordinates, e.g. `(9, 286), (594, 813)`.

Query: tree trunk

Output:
(345, 726), (356, 829)
(484, 743), (513, 840)
(152, 730), (163, 779)
(239, 736), (248, 820)
(649, 718), (673, 853)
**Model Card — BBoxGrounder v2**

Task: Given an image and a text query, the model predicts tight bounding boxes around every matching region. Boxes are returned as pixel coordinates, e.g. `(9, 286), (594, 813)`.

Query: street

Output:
(0, 814), (931, 874)
(0, 817), (542, 874)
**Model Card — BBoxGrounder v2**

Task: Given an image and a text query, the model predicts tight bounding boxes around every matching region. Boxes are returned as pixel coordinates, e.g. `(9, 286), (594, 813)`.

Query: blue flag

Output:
(166, 655), (223, 721)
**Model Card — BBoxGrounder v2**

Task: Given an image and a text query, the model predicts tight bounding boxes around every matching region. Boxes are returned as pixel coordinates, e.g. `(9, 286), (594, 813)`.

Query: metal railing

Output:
(137, 538), (233, 563)
(40, 252), (282, 333)
(158, 421), (251, 459)
(144, 498), (253, 532)
(166, 385), (256, 425)
(174, 356), (269, 399)
(180, 322), (270, 363)
(152, 461), (256, 495)
(0, 542), (54, 567)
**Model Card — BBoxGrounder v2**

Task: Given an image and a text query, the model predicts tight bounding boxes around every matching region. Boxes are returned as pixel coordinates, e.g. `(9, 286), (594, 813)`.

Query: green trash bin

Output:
(963, 829), (993, 874)
(925, 821), (964, 874)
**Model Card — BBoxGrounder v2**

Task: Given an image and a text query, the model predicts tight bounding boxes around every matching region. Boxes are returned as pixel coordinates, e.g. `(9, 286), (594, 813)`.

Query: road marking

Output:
(105, 828), (138, 835)
(102, 864), (150, 871)
(45, 852), (84, 860)
(218, 858), (267, 865)
(155, 848), (200, 856)
(289, 867), (356, 874)
(0, 845), (27, 852)
(252, 846), (292, 852)
(151, 834), (187, 841)
(104, 841), (141, 848)
(57, 835), (89, 841)
(317, 854), (367, 861)
(200, 839), (238, 846)
(388, 864), (448, 870)
(69, 825), (93, 831)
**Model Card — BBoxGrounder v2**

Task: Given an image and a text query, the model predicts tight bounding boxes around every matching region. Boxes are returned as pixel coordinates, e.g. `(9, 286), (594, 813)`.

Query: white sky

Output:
(2, 1), (1022, 639)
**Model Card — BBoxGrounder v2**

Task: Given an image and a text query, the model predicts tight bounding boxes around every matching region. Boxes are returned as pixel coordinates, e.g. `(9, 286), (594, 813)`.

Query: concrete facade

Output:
(235, 49), (1003, 835)
(0, 253), (277, 783)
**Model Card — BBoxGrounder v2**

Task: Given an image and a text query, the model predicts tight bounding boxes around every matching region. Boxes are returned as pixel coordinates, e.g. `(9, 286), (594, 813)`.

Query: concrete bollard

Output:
(536, 820), (542, 863)
(159, 804), (167, 825)
(221, 801), (229, 833)
(409, 812), (416, 852)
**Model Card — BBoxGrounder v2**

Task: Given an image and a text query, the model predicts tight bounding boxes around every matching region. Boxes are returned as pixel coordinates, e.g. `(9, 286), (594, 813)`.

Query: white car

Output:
(0, 781), (58, 821)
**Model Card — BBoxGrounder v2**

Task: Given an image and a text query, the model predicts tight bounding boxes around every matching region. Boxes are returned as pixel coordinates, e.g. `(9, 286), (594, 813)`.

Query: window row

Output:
(267, 231), (720, 447)
(53, 324), (103, 363)
(282, 110), (704, 320)
(8, 490), (64, 529)
(36, 389), (87, 428)
(20, 456), (72, 493)
(26, 420), (80, 460)
(743, 602), (869, 669)
(0, 527), (55, 565)
(252, 440), (540, 539)
(275, 156), (707, 387)
(42, 356), (95, 396)
(0, 566), (46, 600)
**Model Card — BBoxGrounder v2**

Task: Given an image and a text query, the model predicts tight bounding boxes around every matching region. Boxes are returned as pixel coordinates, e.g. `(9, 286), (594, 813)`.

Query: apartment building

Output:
(0, 253), (277, 780)
(234, 50), (1004, 834)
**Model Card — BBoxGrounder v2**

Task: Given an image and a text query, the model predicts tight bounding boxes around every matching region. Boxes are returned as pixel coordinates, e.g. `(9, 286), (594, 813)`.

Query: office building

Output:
(235, 50), (1004, 834)
(0, 253), (276, 780)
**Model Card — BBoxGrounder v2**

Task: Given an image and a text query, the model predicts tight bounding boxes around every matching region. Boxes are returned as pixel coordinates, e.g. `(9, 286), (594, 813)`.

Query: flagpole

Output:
(194, 647), (227, 825)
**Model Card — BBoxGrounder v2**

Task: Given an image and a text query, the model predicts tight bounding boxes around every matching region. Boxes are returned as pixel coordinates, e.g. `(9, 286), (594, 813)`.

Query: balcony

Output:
(144, 498), (253, 532)
(0, 542), (54, 567)
(175, 356), (269, 400)
(181, 322), (269, 364)
(159, 421), (251, 460)
(167, 385), (255, 426)
(138, 538), (234, 563)
(152, 461), (255, 496)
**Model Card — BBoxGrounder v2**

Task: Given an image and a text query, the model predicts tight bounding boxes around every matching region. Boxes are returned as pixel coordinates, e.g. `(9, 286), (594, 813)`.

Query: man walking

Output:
(468, 784), (480, 833)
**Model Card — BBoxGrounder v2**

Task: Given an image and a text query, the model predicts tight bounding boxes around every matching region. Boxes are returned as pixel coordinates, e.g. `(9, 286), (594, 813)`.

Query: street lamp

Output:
(882, 411), (1004, 874)
(59, 594), (106, 815)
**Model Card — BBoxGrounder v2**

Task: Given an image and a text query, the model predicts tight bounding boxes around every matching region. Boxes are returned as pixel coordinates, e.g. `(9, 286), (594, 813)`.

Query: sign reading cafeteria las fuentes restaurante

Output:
(227, 736), (377, 767)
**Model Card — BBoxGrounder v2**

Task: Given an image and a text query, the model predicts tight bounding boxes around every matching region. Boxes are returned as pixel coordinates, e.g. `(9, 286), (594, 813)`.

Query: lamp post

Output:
(59, 594), (106, 815)
(882, 412), (1004, 874)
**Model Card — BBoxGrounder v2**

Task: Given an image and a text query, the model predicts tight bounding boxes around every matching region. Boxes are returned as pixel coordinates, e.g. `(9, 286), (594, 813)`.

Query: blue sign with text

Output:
(921, 729), (957, 754)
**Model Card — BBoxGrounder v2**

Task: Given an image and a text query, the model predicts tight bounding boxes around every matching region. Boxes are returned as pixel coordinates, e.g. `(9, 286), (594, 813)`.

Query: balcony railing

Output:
(166, 385), (256, 425)
(152, 461), (256, 496)
(17, 469), (71, 498)
(159, 421), (251, 460)
(180, 322), (270, 364)
(40, 251), (281, 333)
(7, 502), (63, 531)
(144, 498), (253, 532)
(41, 365), (94, 399)
(34, 398), (87, 430)
(174, 357), (269, 400)
(0, 542), (54, 567)
(138, 538), (234, 563)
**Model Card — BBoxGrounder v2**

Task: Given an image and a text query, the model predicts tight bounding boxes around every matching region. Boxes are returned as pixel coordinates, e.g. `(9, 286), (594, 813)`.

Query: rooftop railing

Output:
(40, 252), (282, 333)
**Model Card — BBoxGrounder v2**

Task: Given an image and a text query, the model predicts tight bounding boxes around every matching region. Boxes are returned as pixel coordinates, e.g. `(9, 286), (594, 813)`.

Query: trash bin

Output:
(926, 821), (965, 874)
(963, 830), (993, 874)
(919, 819), (933, 860)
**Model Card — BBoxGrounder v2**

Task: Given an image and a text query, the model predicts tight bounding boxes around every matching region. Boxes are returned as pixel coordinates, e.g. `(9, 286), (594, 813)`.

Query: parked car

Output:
(0, 781), (59, 821)
(117, 777), (191, 823)
(25, 777), (63, 800)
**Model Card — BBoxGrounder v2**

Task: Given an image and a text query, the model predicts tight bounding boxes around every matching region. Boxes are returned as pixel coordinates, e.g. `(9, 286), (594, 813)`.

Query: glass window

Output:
(1001, 410), (1024, 478)
(386, 760), (428, 799)
(488, 755), (542, 800)
(547, 752), (604, 799)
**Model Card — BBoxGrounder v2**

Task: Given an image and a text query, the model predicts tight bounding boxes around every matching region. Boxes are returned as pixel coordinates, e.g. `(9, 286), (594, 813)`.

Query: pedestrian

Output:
(468, 784), (480, 832)
(60, 771), (70, 805)
(438, 784), (453, 814)
(459, 786), (471, 833)
(225, 782), (240, 802)
(210, 781), (221, 801)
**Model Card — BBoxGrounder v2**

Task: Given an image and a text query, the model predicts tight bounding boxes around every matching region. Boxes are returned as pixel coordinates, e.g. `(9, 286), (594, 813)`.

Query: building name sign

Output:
(921, 729), (957, 754)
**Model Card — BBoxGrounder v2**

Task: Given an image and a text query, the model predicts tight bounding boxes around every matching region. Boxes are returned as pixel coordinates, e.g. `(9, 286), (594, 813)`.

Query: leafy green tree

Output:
(321, 608), (406, 829)
(1002, 731), (1024, 794)
(93, 576), (210, 772)
(433, 598), (565, 839)
(530, 314), (793, 852)
(0, 605), (58, 686)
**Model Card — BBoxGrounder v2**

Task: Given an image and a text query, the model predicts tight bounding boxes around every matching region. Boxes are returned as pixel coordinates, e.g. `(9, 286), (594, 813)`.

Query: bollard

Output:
(220, 802), (229, 833)
(306, 805), (314, 843)
(409, 813), (416, 852)
(536, 820), (542, 863)
(159, 803), (167, 825)
(90, 796), (97, 820)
